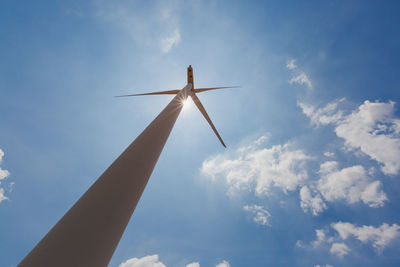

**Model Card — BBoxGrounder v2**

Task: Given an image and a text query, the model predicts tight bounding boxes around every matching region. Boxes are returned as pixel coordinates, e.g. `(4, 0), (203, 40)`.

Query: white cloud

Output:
(332, 222), (400, 253)
(335, 100), (400, 175)
(311, 229), (333, 248)
(201, 135), (311, 196)
(312, 229), (328, 248)
(303, 222), (400, 257)
(318, 161), (339, 175)
(289, 72), (312, 89)
(215, 260), (230, 267)
(330, 243), (350, 258)
(119, 255), (166, 267)
(314, 265), (334, 267)
(243, 205), (271, 226)
(119, 256), (231, 267)
(297, 160), (386, 214)
(0, 149), (10, 180)
(317, 162), (387, 208)
(0, 168), (9, 180)
(0, 188), (8, 203)
(160, 29), (181, 52)
(300, 100), (400, 175)
(0, 149), (10, 203)
(298, 99), (345, 126)
(300, 186), (327, 216)
(323, 152), (335, 158)
(286, 59), (297, 69)
(295, 240), (305, 248)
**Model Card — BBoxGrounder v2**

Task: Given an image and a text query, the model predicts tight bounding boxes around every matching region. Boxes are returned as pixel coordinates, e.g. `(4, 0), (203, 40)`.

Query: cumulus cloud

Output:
(289, 72), (312, 89)
(308, 229), (353, 258)
(335, 100), (400, 175)
(314, 265), (333, 267)
(330, 243), (350, 258)
(300, 100), (400, 175)
(317, 162), (387, 208)
(119, 255), (166, 267)
(301, 222), (400, 257)
(0, 168), (9, 180)
(300, 186), (327, 216)
(243, 205), (271, 226)
(215, 260), (230, 267)
(201, 135), (311, 196)
(286, 59), (297, 69)
(332, 222), (400, 253)
(299, 161), (387, 215)
(119, 255), (230, 267)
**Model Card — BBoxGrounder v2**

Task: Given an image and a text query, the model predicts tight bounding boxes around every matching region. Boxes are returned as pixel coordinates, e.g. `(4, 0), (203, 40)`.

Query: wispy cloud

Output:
(323, 152), (335, 158)
(243, 204), (271, 226)
(160, 29), (181, 53)
(93, 0), (182, 53)
(286, 60), (313, 89)
(289, 72), (312, 89)
(286, 59), (297, 69)
(298, 99), (345, 126)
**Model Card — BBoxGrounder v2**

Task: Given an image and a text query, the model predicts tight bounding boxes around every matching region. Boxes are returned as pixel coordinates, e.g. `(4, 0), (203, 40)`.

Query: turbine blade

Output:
(194, 86), (241, 93)
(115, 89), (180, 97)
(190, 91), (226, 148)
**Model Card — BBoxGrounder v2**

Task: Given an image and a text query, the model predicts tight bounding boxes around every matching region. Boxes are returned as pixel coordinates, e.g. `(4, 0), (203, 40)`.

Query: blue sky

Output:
(1, 1), (400, 266)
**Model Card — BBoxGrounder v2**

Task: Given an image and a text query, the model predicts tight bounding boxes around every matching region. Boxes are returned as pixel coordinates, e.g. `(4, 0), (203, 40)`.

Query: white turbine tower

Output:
(19, 65), (238, 267)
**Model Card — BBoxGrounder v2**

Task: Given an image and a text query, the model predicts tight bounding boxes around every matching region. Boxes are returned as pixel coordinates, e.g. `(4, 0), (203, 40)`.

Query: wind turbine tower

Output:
(19, 65), (237, 267)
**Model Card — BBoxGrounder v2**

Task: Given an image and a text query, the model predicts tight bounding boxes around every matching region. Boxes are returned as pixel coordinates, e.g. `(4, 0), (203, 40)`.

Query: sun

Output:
(182, 97), (193, 112)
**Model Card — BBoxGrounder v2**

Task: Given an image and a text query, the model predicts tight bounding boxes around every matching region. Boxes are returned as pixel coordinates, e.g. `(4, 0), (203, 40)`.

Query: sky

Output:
(1, 0), (400, 266)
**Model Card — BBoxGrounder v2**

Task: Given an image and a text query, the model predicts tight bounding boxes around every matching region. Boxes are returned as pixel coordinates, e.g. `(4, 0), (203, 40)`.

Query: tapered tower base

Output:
(19, 85), (191, 267)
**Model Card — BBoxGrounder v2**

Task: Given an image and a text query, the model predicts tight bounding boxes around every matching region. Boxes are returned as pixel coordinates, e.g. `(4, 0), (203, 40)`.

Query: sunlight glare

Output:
(182, 97), (193, 113)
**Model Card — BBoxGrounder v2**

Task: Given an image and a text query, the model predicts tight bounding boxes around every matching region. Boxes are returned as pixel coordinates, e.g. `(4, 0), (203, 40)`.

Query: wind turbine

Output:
(117, 65), (239, 147)
(18, 65), (238, 267)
